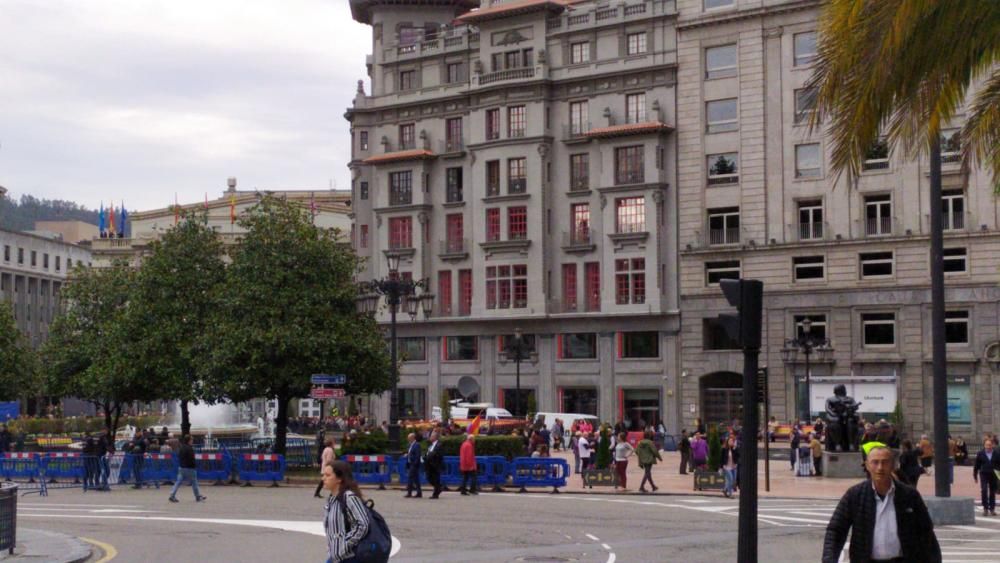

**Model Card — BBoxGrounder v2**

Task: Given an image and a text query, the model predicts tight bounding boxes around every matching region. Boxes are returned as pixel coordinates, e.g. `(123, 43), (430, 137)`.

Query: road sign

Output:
(311, 374), (346, 385)
(757, 367), (768, 403)
(311, 387), (346, 400)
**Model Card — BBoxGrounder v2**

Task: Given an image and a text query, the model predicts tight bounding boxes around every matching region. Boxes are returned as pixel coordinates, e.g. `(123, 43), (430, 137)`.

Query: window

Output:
(571, 203), (590, 243)
(863, 138), (890, 170)
(43, 254), (49, 269)
(859, 251), (894, 278)
(562, 264), (577, 312)
(862, 312), (896, 347)
(945, 310), (970, 345)
(445, 214), (463, 252)
(794, 88), (817, 124)
(943, 247), (967, 274)
(458, 269), (472, 315)
(399, 338), (427, 362)
(942, 190), (965, 231)
(615, 196), (646, 234)
(706, 153), (739, 186)
(706, 260), (741, 285)
(360, 225), (369, 248)
(445, 117), (463, 151)
(570, 154), (589, 190)
(508, 206), (527, 240)
(389, 171), (413, 205)
(445, 336), (478, 360)
(486, 108), (500, 140)
(398, 388), (426, 419)
(708, 207), (740, 245)
(705, 0), (734, 9)
(359, 131), (368, 151)
(399, 25), (420, 47)
(498, 334), (537, 358)
(446, 62), (464, 84)
(508, 158), (526, 194)
(705, 44), (737, 79)
(793, 32), (817, 67)
(626, 32), (647, 55)
(399, 123), (415, 150)
(798, 200), (823, 240)
(399, 70), (416, 91)
(388, 217), (413, 249)
(703, 318), (739, 350)
(446, 167), (463, 202)
(508, 106), (526, 138)
(55, 256), (61, 272)
(438, 271), (453, 316)
(560, 333), (597, 359)
(569, 101), (588, 135)
(486, 208), (501, 242)
(2, 246), (8, 262)
(615, 145), (644, 185)
(619, 332), (659, 358)
(795, 143), (822, 178)
(561, 387), (598, 415)
(793, 256), (825, 281)
(615, 258), (645, 305)
(625, 93), (646, 124)
(66, 258), (72, 268)
(570, 41), (590, 64)
(706, 99), (738, 133)
(30, 251), (36, 267)
(486, 160), (501, 196)
(485, 265), (527, 309)
(940, 128), (961, 163)
(864, 194), (892, 236)
(360, 182), (369, 200)
(585, 262), (600, 311)
(794, 314), (828, 340)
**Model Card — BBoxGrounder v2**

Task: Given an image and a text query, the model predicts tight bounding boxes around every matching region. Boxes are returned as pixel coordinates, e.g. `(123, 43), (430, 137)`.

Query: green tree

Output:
(809, 0), (1000, 188)
(707, 424), (722, 472)
(42, 262), (157, 434)
(130, 214), (225, 437)
(202, 196), (392, 455)
(439, 389), (451, 422)
(0, 302), (38, 400)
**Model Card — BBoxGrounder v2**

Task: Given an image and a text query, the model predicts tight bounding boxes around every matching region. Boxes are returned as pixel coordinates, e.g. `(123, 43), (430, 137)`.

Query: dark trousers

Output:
(980, 475), (997, 511)
(426, 467), (442, 497)
(640, 463), (656, 490)
(83, 457), (98, 489)
(813, 456), (823, 476)
(314, 480), (324, 497)
(99, 456), (109, 489)
(679, 451), (690, 474)
(406, 465), (422, 496)
(460, 470), (478, 493)
(615, 460), (628, 488)
(133, 457), (145, 486)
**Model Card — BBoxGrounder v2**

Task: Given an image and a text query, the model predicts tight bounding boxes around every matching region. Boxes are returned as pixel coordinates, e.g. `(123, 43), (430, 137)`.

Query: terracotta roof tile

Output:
(585, 121), (673, 138)
(362, 149), (436, 165)
(457, 0), (578, 23)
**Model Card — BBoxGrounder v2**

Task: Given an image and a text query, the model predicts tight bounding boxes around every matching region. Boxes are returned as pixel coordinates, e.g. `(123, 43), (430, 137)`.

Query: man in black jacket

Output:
(973, 437), (1000, 516)
(168, 435), (206, 503)
(424, 430), (444, 499)
(823, 446), (941, 563)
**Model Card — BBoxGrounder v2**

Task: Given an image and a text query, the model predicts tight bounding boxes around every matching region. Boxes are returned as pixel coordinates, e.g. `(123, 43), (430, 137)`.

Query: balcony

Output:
(796, 221), (829, 241)
(569, 177), (590, 193)
(476, 66), (537, 86)
(388, 189), (412, 207)
(508, 178), (527, 194)
(439, 138), (465, 156)
(707, 173), (739, 186)
(864, 216), (894, 237)
(563, 122), (592, 142)
(561, 230), (596, 253)
(438, 239), (469, 261)
(709, 227), (740, 246)
(862, 158), (890, 171)
(615, 170), (645, 186)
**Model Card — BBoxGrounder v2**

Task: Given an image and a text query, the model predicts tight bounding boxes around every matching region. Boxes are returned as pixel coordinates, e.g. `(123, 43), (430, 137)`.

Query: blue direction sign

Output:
(311, 374), (346, 386)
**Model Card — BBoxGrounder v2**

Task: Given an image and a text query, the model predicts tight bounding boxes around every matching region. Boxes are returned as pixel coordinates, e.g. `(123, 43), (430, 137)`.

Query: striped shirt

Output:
(323, 491), (370, 562)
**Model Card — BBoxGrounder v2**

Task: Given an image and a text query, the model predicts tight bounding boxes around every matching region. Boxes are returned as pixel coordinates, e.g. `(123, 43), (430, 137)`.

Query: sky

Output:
(0, 0), (371, 212)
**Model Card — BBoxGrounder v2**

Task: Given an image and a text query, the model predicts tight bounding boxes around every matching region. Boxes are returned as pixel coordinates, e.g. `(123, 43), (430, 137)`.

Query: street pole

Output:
(739, 347), (760, 563)
(803, 345), (811, 424)
(388, 285), (400, 450)
(929, 134), (950, 498)
(515, 352), (522, 418)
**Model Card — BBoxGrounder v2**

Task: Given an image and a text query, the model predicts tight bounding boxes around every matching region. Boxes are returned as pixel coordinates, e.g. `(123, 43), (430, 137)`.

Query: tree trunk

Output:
(180, 399), (191, 437)
(275, 391), (289, 456)
(102, 401), (113, 435)
(112, 404), (123, 437)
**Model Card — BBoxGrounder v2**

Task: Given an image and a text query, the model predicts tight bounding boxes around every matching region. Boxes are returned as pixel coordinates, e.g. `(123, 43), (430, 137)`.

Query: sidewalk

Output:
(1, 528), (92, 563)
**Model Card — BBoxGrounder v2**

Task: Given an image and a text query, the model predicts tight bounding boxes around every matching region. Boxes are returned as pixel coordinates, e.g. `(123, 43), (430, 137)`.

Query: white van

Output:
(533, 412), (600, 447)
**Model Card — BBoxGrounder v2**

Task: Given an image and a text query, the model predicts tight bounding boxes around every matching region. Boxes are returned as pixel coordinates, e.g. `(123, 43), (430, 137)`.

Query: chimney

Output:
(227, 177), (237, 192)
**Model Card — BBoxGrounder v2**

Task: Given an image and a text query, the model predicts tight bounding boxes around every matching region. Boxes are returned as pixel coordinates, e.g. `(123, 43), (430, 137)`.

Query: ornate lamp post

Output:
(781, 318), (831, 424)
(355, 253), (434, 447)
(506, 328), (531, 418)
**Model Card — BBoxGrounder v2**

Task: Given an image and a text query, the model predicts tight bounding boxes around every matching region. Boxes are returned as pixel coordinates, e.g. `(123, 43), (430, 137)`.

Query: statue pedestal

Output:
(822, 451), (866, 479)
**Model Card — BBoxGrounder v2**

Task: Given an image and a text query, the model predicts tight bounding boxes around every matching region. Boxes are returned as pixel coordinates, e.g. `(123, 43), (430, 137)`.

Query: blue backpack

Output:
(339, 494), (391, 563)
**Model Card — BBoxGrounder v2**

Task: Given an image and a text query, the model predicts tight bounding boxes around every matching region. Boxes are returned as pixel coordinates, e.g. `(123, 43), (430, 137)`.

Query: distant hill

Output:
(0, 194), (99, 232)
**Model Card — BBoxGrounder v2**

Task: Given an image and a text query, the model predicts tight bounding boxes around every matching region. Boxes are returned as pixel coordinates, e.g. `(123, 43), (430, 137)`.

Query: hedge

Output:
(340, 429), (390, 455)
(6, 416), (163, 437)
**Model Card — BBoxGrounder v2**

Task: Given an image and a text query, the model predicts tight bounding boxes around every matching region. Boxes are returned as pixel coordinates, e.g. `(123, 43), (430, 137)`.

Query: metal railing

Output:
(569, 177), (590, 191)
(0, 482), (15, 555)
(862, 158), (889, 171)
(798, 221), (827, 241)
(440, 138), (465, 153)
(478, 67), (536, 85)
(615, 170), (645, 185)
(562, 230), (593, 247)
(707, 173), (739, 186)
(563, 122), (592, 139)
(865, 216), (893, 237)
(709, 227), (740, 245)
(439, 239), (469, 255)
(508, 178), (527, 194)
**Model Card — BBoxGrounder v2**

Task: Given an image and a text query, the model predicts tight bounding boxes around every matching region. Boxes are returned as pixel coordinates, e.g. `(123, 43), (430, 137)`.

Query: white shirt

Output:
(871, 481), (902, 560)
(578, 437), (591, 459)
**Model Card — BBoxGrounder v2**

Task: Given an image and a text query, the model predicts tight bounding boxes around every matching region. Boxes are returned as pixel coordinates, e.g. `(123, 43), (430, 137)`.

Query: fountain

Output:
(165, 402), (259, 443)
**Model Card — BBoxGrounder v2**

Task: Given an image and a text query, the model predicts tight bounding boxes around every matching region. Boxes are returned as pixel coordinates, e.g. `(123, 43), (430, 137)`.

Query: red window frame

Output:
(615, 196), (645, 234)
(562, 263), (577, 312)
(486, 108), (500, 140)
(486, 264), (527, 309)
(486, 208), (501, 241)
(571, 203), (590, 243)
(388, 217), (412, 249)
(438, 270), (452, 316)
(486, 160), (501, 196)
(585, 262), (601, 312)
(508, 206), (527, 240)
(615, 258), (646, 304)
(615, 145), (644, 185)
(446, 214), (463, 252)
(458, 270), (472, 315)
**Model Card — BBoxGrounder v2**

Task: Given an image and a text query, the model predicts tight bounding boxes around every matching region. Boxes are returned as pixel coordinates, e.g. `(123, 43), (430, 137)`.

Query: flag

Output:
(119, 202), (127, 237)
(467, 413), (482, 436)
(98, 202), (105, 234)
(230, 194), (237, 224)
(108, 202), (116, 235)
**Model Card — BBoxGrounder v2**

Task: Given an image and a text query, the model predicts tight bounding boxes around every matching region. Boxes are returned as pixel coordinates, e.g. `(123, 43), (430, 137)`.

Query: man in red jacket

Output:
(459, 434), (478, 495)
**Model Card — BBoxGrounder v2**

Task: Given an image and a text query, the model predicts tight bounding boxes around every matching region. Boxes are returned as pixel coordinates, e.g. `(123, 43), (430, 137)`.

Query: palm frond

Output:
(963, 69), (1000, 192)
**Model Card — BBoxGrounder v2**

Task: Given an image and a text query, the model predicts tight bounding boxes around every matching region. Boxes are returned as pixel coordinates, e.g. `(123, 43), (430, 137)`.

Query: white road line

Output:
(20, 503), (141, 508)
(969, 517), (1000, 526)
(601, 543), (611, 550)
(585, 533), (600, 541)
(606, 553), (616, 563)
(677, 499), (712, 503)
(19, 507), (155, 514)
(947, 525), (994, 533)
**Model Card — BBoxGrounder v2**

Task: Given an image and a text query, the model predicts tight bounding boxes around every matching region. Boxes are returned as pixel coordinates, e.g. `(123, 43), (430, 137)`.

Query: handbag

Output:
(339, 494), (391, 563)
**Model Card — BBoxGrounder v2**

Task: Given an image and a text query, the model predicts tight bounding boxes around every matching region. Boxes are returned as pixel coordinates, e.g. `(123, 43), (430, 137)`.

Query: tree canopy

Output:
(0, 302), (37, 401)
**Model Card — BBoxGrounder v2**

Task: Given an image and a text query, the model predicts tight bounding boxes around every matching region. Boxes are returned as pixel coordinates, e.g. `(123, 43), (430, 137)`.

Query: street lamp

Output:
(506, 328), (531, 418)
(355, 253), (434, 448)
(782, 318), (831, 424)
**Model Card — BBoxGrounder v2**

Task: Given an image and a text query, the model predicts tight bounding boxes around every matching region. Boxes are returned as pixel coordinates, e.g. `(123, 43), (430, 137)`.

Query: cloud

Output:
(0, 0), (371, 211)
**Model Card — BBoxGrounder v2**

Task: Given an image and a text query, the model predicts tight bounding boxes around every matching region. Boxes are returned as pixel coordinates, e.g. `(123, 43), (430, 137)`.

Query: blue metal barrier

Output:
(440, 456), (496, 489)
(511, 457), (570, 493)
(237, 454), (285, 486)
(483, 456), (511, 490)
(1, 453), (47, 496)
(139, 454), (177, 488)
(194, 453), (231, 484)
(343, 455), (391, 490)
(395, 457), (429, 486)
(44, 452), (84, 483)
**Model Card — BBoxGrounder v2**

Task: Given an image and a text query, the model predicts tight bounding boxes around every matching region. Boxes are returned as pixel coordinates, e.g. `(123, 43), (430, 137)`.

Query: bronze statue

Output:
(825, 384), (862, 452)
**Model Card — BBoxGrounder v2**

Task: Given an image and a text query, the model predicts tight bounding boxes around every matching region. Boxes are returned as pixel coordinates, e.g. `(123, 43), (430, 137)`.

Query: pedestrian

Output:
(578, 432), (592, 476)
(0, 424), (11, 453)
(321, 460), (371, 563)
(82, 432), (97, 491)
(766, 417), (777, 443)
(98, 430), (114, 491)
(690, 432), (708, 470)
(614, 432), (634, 491)
(636, 430), (661, 493)
(570, 432), (581, 474)
(897, 439), (924, 488)
(315, 429), (326, 466)
(954, 436), (969, 466)
(790, 427), (801, 471)
(131, 432), (148, 489)
(678, 430), (691, 475)
(721, 436), (739, 498)
(973, 437), (1000, 517)
(459, 433), (478, 495)
(822, 446), (941, 563)
(918, 434), (934, 475)
(424, 430), (444, 499)
(404, 433), (423, 498)
(809, 432), (823, 476)
(314, 437), (337, 499)
(168, 435), (206, 503)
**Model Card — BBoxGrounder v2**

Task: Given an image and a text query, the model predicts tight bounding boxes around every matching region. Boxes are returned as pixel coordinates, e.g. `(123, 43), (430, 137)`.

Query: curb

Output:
(3, 528), (93, 563)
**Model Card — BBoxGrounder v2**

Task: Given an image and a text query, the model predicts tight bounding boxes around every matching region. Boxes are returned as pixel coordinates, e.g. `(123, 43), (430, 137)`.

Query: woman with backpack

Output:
(322, 460), (373, 562)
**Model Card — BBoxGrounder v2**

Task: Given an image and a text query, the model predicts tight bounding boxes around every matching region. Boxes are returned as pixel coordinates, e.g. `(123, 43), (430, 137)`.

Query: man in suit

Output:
(973, 437), (1000, 516)
(404, 432), (422, 498)
(424, 430), (444, 499)
(823, 445), (941, 563)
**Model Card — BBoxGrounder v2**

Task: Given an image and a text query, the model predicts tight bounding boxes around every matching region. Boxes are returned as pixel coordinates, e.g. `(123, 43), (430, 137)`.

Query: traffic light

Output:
(718, 279), (763, 351)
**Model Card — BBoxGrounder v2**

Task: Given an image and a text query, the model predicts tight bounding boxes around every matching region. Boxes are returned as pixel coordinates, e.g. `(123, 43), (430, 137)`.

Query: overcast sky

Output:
(0, 0), (371, 213)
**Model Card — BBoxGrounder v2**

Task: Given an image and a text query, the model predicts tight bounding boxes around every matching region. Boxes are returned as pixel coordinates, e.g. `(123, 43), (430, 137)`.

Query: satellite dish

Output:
(457, 376), (480, 400)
